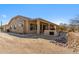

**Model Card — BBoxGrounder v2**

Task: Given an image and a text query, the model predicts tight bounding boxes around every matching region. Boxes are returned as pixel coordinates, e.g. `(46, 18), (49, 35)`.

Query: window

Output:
(21, 24), (23, 27)
(10, 26), (12, 29)
(14, 25), (16, 29)
(50, 27), (55, 30)
(49, 32), (54, 35)
(18, 22), (23, 27)
(10, 25), (13, 29)
(10, 25), (16, 30)
(30, 24), (37, 31)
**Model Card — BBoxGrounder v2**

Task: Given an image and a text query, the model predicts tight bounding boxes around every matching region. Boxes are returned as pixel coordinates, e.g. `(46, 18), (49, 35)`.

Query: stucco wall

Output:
(8, 17), (24, 33)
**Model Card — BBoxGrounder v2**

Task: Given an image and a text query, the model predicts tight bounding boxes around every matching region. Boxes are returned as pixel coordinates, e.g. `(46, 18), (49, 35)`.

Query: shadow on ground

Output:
(6, 32), (68, 44)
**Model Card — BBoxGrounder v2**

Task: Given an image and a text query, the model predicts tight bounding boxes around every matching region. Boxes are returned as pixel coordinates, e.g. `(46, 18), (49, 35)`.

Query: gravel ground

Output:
(0, 32), (73, 54)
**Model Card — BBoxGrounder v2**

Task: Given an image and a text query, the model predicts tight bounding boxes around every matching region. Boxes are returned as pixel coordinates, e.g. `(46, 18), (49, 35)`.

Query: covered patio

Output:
(36, 19), (57, 35)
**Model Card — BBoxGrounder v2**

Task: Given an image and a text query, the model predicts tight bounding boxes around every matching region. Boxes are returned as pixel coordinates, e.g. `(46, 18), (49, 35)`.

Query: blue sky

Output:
(0, 4), (79, 25)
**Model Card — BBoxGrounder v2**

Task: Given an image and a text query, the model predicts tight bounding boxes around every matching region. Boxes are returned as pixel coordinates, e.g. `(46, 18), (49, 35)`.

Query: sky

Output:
(0, 4), (79, 25)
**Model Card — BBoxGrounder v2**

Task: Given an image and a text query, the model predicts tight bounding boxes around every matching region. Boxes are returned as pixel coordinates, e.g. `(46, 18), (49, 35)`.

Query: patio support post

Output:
(37, 20), (40, 34)
(48, 24), (50, 30)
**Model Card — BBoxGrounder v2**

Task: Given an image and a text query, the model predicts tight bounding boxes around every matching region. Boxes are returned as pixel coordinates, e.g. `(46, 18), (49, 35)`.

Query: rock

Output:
(67, 32), (79, 52)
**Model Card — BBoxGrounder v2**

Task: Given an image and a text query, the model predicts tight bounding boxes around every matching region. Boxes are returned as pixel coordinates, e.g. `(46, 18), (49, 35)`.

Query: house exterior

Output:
(3, 15), (60, 35)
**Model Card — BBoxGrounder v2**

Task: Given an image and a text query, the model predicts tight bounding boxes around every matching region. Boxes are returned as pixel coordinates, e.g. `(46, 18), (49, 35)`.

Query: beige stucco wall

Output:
(23, 20), (30, 33)
(8, 17), (25, 33)
(2, 24), (10, 32)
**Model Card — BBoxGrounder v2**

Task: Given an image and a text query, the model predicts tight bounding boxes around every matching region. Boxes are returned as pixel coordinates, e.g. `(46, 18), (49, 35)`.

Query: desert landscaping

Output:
(0, 32), (79, 54)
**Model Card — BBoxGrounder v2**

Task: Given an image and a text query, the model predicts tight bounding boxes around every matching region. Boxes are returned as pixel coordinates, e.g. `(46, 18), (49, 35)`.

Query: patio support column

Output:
(42, 24), (43, 32)
(54, 26), (56, 30)
(37, 20), (40, 34)
(24, 20), (29, 33)
(54, 25), (57, 36)
(48, 24), (50, 30)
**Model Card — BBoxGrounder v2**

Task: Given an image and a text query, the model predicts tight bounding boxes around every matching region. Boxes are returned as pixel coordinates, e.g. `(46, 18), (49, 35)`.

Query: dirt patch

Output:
(0, 32), (73, 53)
(67, 32), (79, 52)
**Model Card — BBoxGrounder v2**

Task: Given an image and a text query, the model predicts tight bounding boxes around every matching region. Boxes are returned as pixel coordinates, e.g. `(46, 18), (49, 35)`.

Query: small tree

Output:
(69, 15), (79, 32)
(59, 23), (68, 31)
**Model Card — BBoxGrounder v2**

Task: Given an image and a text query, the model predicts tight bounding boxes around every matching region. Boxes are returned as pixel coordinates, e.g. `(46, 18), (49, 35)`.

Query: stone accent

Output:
(44, 30), (57, 36)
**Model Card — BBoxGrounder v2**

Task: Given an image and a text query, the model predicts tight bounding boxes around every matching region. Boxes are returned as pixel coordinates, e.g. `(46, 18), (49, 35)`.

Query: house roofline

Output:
(7, 15), (60, 27)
